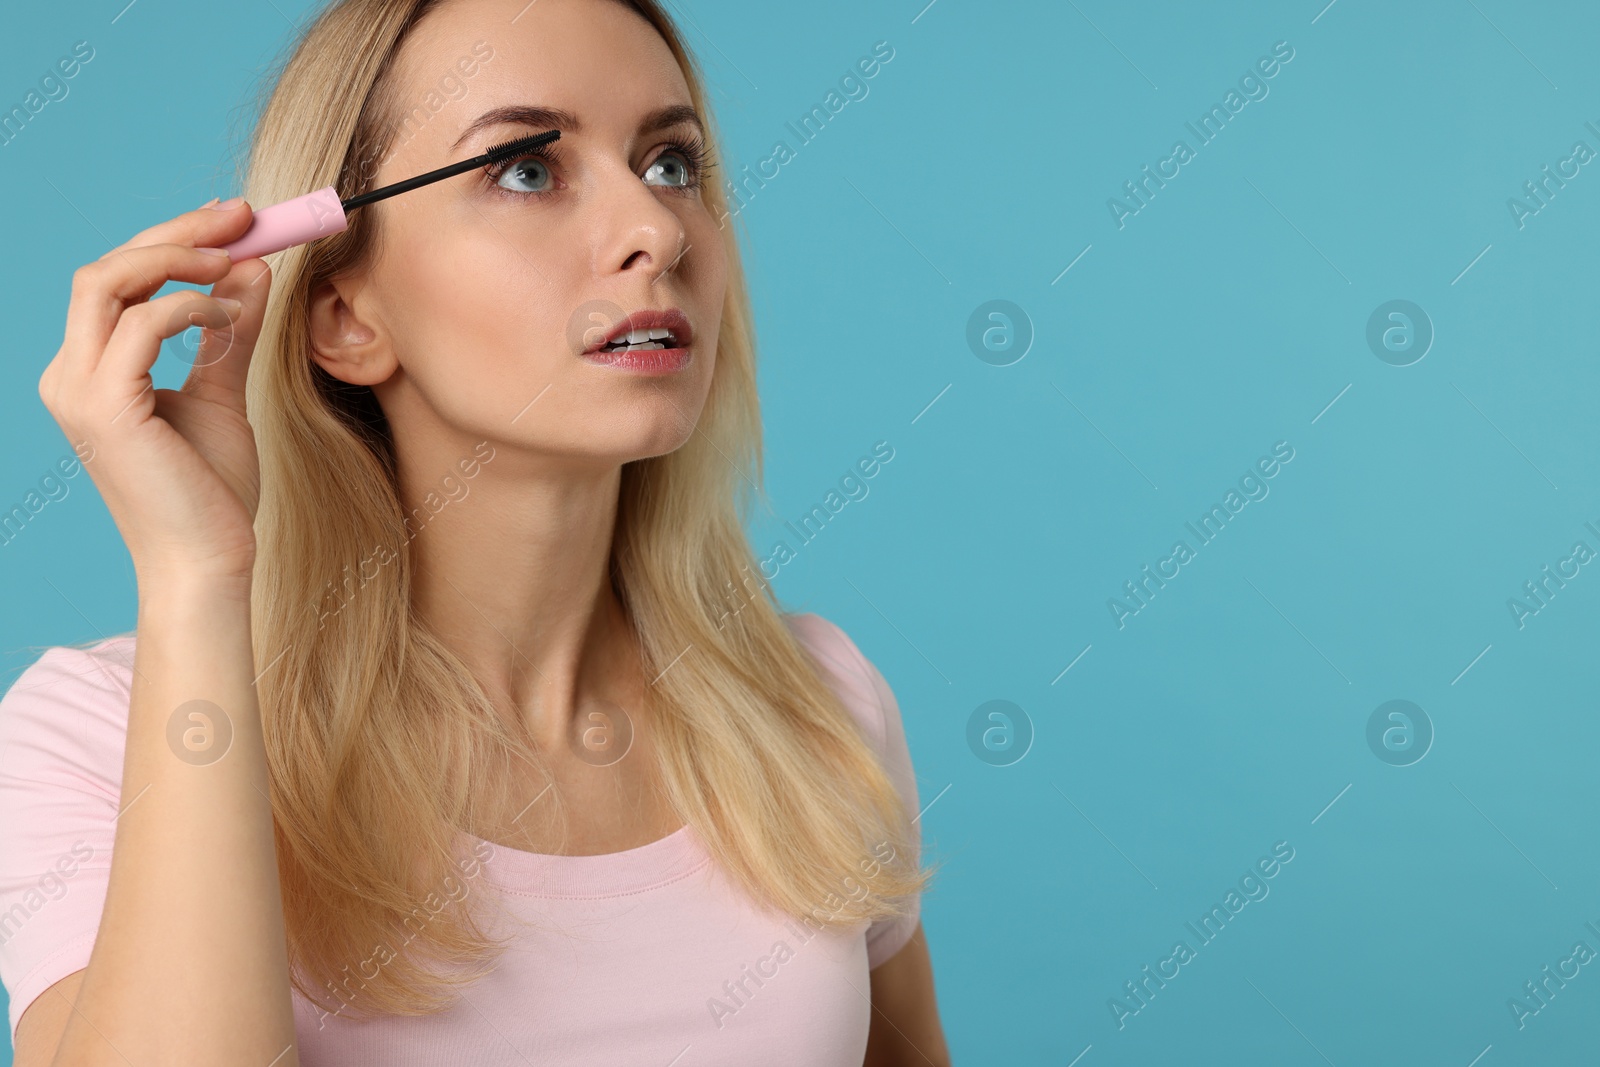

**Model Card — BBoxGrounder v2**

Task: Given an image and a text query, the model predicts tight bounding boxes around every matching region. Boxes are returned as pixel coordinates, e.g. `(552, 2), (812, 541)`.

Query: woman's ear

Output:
(308, 276), (396, 386)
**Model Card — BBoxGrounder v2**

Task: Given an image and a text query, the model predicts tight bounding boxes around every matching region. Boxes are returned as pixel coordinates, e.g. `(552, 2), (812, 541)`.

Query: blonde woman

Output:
(0, 0), (949, 1063)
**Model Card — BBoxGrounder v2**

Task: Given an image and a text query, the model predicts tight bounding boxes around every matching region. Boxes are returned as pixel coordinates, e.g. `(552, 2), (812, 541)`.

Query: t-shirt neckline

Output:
(463, 823), (709, 898)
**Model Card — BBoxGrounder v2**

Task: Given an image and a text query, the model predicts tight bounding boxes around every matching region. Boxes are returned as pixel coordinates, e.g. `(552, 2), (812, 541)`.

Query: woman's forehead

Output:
(401, 0), (677, 79)
(389, 0), (690, 159)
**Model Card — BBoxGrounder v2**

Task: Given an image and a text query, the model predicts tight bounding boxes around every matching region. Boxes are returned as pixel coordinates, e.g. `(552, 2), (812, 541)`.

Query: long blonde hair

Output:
(232, 0), (931, 1017)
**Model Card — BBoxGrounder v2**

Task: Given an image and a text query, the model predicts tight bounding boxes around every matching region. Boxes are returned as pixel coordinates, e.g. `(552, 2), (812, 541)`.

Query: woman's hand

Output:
(37, 198), (272, 585)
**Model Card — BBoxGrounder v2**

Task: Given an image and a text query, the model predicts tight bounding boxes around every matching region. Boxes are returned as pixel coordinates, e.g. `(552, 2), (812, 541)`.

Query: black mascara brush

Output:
(217, 129), (561, 260)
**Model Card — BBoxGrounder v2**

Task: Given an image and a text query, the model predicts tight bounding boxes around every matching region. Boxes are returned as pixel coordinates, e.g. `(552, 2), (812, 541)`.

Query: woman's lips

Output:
(577, 306), (693, 374)
(582, 307), (693, 354)
(579, 343), (692, 374)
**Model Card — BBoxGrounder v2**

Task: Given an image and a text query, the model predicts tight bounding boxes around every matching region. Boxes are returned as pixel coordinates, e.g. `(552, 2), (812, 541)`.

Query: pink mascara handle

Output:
(218, 186), (349, 260)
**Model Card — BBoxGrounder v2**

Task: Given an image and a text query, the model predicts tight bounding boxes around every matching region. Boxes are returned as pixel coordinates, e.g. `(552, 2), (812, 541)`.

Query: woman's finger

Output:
(59, 242), (239, 378)
(88, 289), (245, 423)
(101, 196), (252, 260)
(182, 258), (273, 408)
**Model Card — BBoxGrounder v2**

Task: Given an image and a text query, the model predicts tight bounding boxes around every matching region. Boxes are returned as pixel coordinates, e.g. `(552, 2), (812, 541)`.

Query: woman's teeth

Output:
(603, 327), (676, 351)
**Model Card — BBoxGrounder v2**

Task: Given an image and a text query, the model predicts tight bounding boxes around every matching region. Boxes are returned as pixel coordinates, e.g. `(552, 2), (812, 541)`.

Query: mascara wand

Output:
(218, 129), (561, 261)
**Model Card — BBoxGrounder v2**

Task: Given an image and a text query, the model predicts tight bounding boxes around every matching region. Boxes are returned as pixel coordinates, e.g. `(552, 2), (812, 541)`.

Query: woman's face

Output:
(313, 0), (727, 469)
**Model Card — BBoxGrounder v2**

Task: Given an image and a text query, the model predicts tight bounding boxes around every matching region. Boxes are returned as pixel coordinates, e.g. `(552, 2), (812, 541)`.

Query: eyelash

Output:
(482, 134), (717, 198)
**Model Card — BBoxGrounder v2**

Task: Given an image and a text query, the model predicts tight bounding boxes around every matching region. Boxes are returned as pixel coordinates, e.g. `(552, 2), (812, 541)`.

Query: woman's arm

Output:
(22, 582), (298, 1066)
(24, 196), (293, 1065)
(864, 922), (952, 1067)
(14, 971), (83, 1064)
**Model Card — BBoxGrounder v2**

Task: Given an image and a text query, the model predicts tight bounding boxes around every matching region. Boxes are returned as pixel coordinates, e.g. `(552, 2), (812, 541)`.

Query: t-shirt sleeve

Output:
(789, 613), (922, 970)
(0, 640), (133, 1044)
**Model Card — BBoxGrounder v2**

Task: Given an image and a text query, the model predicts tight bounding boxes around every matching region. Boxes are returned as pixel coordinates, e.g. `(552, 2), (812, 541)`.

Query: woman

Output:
(0, 0), (950, 1063)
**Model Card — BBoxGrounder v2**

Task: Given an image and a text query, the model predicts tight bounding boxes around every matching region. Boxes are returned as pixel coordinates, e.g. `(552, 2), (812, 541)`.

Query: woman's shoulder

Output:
(0, 634), (138, 798)
(781, 611), (894, 749)
(0, 636), (135, 1040)
(780, 611), (922, 916)
(2, 633), (138, 710)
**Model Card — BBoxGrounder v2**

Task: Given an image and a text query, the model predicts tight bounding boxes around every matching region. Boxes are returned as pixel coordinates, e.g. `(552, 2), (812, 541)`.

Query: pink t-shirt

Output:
(0, 612), (922, 1065)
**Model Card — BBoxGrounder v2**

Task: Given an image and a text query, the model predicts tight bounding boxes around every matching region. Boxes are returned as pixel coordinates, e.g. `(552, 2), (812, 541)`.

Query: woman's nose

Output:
(594, 172), (689, 279)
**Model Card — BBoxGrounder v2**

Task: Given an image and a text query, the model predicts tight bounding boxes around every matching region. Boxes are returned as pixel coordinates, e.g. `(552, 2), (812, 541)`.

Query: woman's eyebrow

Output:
(449, 104), (702, 154)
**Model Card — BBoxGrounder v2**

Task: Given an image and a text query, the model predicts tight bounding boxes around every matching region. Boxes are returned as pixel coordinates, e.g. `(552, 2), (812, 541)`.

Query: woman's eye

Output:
(644, 149), (694, 189)
(495, 155), (555, 194)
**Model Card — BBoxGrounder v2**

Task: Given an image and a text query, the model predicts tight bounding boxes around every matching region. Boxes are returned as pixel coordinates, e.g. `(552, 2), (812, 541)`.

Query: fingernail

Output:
(196, 247), (231, 257)
(209, 196), (245, 211)
(215, 297), (243, 312)
(199, 197), (220, 209)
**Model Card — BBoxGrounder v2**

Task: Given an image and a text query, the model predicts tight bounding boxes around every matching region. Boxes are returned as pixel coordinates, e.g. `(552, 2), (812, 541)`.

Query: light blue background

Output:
(3, 0), (1598, 1063)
